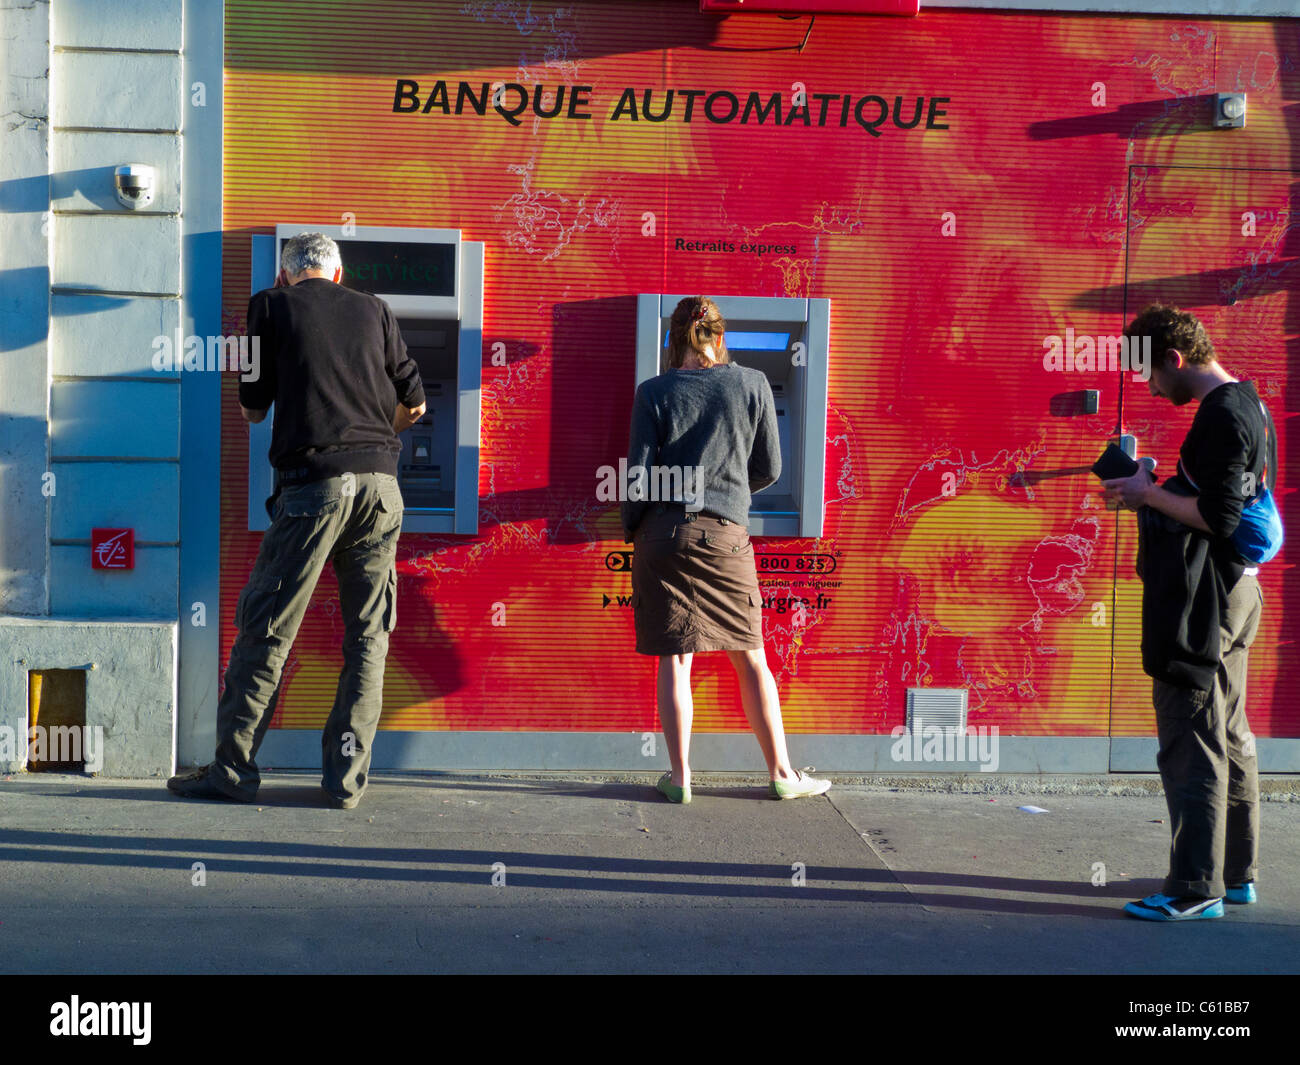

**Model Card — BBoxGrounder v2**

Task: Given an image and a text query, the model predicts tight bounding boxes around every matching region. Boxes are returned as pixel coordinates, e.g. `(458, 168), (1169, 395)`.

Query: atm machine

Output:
(635, 294), (830, 538)
(248, 224), (483, 534)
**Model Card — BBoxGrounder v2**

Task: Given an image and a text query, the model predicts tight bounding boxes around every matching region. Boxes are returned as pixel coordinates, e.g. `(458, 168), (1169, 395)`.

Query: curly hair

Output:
(666, 296), (730, 370)
(1124, 304), (1217, 367)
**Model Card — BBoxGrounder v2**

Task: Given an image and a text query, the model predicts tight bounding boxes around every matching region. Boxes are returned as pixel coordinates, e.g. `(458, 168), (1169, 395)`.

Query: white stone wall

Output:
(0, 0), (184, 776)
(0, 0), (52, 616)
(49, 0), (183, 616)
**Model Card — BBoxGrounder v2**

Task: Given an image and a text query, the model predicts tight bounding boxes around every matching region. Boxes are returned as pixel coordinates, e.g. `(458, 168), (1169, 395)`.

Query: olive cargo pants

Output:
(1154, 573), (1263, 899)
(211, 473), (403, 802)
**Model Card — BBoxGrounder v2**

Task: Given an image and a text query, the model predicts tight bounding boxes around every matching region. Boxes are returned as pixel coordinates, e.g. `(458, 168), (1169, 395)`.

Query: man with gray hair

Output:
(168, 232), (426, 809)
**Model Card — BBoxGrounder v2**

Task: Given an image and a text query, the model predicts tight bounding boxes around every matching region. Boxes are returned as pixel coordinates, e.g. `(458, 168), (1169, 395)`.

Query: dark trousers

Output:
(1153, 573), (1262, 898)
(212, 473), (403, 801)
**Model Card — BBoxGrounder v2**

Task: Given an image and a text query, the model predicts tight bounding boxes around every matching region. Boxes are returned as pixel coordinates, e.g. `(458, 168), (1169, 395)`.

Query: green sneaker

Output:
(769, 768), (832, 800)
(656, 772), (691, 804)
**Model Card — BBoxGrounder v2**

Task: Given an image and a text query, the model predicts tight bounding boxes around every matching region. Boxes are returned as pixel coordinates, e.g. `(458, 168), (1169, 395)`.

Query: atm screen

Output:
(339, 240), (456, 298)
(662, 330), (792, 352)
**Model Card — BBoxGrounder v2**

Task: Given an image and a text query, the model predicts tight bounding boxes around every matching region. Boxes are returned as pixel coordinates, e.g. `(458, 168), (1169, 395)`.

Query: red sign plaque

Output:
(91, 528), (134, 570)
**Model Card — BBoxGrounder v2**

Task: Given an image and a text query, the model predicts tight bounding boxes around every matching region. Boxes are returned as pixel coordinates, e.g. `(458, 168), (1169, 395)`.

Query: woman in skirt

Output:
(622, 295), (831, 804)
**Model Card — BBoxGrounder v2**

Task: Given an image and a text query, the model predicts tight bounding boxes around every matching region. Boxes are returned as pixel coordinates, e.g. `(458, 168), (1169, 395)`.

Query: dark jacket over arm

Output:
(1138, 478), (1242, 691)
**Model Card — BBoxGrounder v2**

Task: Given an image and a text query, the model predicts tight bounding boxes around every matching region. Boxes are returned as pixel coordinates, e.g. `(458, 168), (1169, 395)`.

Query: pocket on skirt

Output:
(699, 524), (751, 555)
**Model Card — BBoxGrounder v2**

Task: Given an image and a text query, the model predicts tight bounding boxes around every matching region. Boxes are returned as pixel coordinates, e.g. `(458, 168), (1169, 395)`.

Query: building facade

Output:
(2, 0), (1297, 777)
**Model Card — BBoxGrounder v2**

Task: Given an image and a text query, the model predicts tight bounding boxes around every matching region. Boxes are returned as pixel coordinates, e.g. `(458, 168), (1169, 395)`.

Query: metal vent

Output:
(906, 688), (968, 733)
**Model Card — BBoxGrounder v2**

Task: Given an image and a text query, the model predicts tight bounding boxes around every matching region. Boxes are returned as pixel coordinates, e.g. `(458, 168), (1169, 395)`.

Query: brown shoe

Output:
(167, 765), (254, 803)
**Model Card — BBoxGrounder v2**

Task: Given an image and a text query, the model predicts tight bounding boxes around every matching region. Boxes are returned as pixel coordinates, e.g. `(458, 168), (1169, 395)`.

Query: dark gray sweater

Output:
(621, 363), (781, 541)
(242, 278), (425, 484)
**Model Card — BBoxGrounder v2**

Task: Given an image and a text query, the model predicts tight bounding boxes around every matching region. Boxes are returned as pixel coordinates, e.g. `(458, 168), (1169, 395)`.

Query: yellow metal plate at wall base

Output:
(27, 670), (87, 771)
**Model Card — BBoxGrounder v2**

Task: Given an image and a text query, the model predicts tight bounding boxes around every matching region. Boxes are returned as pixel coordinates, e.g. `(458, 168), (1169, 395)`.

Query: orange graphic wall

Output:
(221, 2), (1299, 739)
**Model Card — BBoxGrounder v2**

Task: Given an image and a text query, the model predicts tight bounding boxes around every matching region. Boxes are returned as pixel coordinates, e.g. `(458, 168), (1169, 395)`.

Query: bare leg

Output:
(725, 648), (796, 781)
(657, 653), (694, 787)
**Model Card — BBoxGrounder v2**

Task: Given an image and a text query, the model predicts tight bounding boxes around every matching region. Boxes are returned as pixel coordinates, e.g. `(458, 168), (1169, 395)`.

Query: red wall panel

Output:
(221, 1), (1300, 740)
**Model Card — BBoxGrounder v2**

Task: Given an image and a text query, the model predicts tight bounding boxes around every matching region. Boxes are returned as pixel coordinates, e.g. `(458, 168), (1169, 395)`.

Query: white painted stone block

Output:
(54, 214), (181, 294)
(52, 51), (182, 131)
(52, 294), (181, 376)
(50, 461), (180, 542)
(0, 442), (50, 615)
(50, 544), (179, 618)
(0, 0), (51, 616)
(0, 1), (51, 118)
(53, 131), (181, 213)
(51, 379), (180, 457)
(53, 0), (183, 51)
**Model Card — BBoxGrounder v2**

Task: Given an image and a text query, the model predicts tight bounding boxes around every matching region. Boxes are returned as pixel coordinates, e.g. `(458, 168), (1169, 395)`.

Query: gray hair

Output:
(281, 232), (342, 278)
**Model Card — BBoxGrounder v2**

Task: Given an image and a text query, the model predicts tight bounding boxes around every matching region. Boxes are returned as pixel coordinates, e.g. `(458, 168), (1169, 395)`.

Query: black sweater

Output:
(1179, 380), (1278, 535)
(240, 278), (425, 484)
(1138, 380), (1276, 690)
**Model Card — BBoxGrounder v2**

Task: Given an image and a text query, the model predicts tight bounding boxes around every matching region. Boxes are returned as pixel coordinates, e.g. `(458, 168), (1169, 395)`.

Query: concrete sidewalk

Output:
(1, 772), (1296, 974)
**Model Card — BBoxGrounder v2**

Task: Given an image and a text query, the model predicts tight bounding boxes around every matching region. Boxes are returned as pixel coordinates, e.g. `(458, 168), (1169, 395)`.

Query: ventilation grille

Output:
(906, 688), (968, 733)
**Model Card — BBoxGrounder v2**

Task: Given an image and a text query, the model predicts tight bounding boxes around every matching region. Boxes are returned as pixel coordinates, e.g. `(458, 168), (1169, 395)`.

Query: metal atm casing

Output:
(248, 224), (482, 535)
(635, 294), (830, 538)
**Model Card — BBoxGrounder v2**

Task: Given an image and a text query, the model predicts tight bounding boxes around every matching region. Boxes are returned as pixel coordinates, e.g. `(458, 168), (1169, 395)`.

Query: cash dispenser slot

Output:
(396, 333), (454, 511)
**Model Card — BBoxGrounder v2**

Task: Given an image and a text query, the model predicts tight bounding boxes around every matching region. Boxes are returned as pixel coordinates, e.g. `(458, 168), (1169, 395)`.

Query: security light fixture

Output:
(1214, 93), (1247, 129)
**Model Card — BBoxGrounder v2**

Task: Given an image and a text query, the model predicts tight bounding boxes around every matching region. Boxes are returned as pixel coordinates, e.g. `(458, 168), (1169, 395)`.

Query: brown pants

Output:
(1153, 573), (1263, 898)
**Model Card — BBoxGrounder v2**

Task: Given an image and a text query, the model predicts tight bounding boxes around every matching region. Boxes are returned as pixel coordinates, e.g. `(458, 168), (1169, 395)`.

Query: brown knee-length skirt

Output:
(631, 505), (763, 655)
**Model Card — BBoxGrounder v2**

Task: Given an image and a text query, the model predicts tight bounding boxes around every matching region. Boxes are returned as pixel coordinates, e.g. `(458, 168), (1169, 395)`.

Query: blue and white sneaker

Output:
(1225, 882), (1257, 905)
(1124, 893), (1224, 921)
